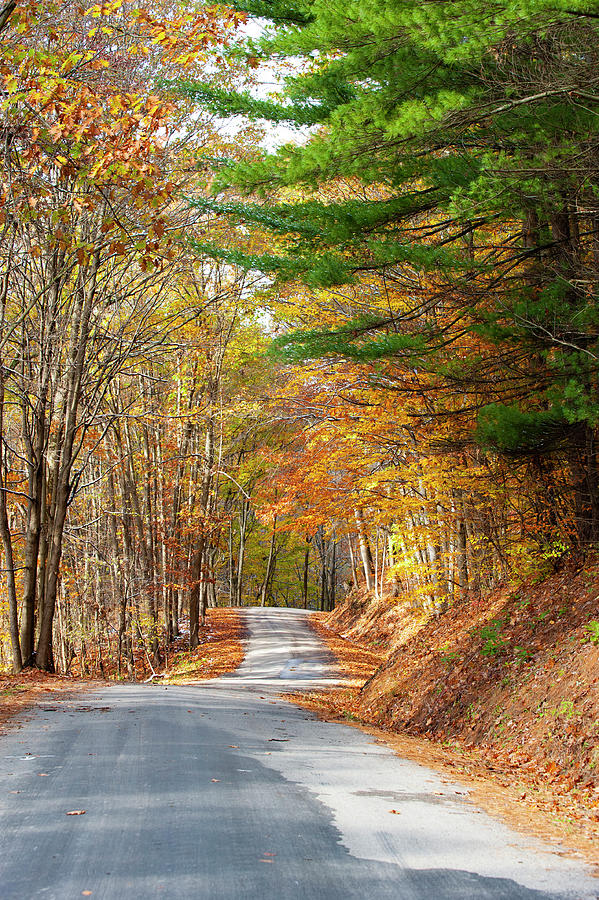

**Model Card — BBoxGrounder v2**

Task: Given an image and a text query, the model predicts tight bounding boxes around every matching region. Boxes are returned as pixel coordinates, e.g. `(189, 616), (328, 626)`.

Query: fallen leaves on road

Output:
(66, 810), (86, 816)
(0, 672), (104, 733)
(309, 615), (385, 685)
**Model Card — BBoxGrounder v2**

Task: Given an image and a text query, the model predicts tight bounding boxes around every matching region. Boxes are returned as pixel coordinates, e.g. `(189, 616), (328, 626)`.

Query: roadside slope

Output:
(311, 560), (599, 854)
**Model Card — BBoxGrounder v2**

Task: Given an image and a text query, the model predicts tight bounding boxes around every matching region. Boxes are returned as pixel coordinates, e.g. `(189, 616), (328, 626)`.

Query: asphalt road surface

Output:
(1, 607), (598, 900)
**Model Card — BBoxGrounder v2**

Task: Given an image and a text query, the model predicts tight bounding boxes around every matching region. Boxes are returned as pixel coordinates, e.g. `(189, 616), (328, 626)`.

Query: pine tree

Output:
(184, 0), (599, 545)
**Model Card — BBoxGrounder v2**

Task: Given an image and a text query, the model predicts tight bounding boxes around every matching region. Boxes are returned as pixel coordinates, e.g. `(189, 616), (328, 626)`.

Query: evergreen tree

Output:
(185, 0), (599, 545)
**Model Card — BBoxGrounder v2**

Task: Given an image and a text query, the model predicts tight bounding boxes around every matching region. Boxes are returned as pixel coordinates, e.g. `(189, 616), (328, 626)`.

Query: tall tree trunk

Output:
(0, 377), (22, 672)
(259, 517), (277, 607)
(347, 535), (359, 589)
(37, 248), (99, 670)
(354, 507), (374, 591)
(232, 499), (250, 608)
(302, 538), (310, 609)
(20, 249), (57, 663)
(328, 538), (336, 610)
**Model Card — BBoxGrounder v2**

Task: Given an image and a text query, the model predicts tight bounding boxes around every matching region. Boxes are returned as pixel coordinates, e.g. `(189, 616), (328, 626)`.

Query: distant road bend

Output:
(0, 607), (597, 899)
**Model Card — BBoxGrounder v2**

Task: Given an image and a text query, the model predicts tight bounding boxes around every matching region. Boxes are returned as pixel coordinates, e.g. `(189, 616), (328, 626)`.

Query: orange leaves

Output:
(2, 0), (234, 198)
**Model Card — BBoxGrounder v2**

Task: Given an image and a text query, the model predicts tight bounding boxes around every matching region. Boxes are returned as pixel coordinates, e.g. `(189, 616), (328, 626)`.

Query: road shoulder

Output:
(286, 613), (599, 872)
(0, 672), (105, 733)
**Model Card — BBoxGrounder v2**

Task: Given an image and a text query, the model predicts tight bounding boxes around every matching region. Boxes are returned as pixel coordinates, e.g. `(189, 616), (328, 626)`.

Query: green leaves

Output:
(476, 404), (573, 454)
(270, 322), (427, 363)
(180, 0), (599, 551)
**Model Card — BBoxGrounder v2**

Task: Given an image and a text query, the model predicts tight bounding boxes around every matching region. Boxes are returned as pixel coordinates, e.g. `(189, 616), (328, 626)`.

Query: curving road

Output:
(0, 607), (597, 899)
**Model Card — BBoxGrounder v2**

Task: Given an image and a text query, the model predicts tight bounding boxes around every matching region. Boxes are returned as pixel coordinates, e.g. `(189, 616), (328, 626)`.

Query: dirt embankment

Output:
(310, 560), (599, 850)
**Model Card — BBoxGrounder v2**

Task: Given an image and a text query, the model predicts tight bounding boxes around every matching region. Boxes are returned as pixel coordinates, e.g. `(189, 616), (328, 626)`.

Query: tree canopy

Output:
(1, 0), (599, 676)
(183, 0), (599, 545)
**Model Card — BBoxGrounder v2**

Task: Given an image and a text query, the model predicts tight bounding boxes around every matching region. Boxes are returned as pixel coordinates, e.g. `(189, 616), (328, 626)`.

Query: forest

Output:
(0, 0), (598, 679)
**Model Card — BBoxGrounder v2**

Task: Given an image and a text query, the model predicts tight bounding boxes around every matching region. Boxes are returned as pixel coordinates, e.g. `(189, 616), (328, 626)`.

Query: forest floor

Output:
(162, 607), (245, 683)
(292, 560), (599, 867)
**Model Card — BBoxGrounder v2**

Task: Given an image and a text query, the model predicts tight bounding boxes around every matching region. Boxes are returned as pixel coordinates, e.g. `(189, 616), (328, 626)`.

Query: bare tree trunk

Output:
(0, 378), (21, 671)
(453, 492), (468, 601)
(259, 517), (277, 607)
(20, 249), (57, 664)
(190, 367), (220, 642)
(347, 534), (359, 588)
(232, 499), (250, 608)
(328, 538), (336, 610)
(37, 249), (100, 670)
(354, 508), (374, 591)
(228, 522), (234, 606)
(302, 538), (310, 609)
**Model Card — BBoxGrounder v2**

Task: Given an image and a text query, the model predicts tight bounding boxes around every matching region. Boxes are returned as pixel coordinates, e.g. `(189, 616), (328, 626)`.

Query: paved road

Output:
(0, 608), (597, 900)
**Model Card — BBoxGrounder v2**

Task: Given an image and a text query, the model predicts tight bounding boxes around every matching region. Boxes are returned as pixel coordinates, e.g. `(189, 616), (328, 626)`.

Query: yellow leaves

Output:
(87, 159), (103, 180)
(174, 51), (199, 69)
(150, 29), (168, 45)
(86, 0), (122, 19)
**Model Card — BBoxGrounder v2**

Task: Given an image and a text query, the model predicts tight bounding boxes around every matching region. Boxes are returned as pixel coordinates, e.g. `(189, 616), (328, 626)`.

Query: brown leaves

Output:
(296, 570), (599, 856)
(66, 809), (86, 816)
(162, 609), (245, 683)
